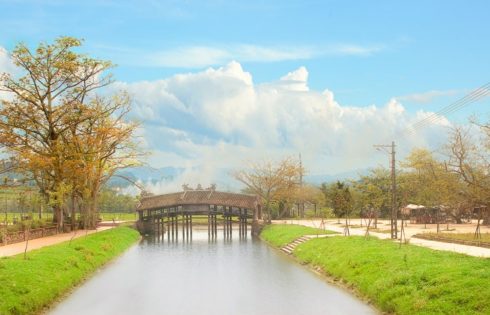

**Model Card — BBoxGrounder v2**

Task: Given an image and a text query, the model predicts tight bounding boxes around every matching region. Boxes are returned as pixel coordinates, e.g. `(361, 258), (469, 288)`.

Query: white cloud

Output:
(328, 44), (384, 56)
(117, 62), (451, 194)
(147, 45), (315, 68)
(395, 89), (460, 104)
(126, 42), (386, 68)
(0, 46), (15, 100)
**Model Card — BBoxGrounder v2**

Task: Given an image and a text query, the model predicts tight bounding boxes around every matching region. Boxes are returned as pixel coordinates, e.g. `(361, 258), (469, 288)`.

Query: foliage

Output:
(98, 188), (137, 213)
(0, 226), (140, 315)
(350, 168), (390, 217)
(233, 157), (302, 223)
(0, 37), (142, 230)
(260, 224), (337, 247)
(320, 181), (352, 219)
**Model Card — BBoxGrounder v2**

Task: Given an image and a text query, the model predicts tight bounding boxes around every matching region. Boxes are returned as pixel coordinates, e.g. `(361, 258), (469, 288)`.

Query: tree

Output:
(322, 181), (352, 223)
(64, 94), (141, 228)
(0, 37), (141, 229)
(233, 157), (302, 223)
(445, 126), (490, 223)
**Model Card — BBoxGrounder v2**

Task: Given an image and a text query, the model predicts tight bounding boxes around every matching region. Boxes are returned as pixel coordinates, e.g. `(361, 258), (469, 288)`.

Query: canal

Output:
(50, 229), (376, 315)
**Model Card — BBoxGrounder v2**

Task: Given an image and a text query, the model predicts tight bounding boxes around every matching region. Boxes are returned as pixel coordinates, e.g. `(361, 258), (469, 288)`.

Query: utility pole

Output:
(374, 141), (397, 239)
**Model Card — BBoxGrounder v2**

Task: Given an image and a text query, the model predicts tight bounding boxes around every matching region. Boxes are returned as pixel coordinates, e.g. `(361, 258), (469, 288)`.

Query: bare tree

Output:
(233, 157), (302, 224)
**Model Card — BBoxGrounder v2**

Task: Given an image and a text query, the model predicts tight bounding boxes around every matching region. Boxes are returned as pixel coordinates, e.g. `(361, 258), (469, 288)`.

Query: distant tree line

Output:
(235, 123), (490, 225)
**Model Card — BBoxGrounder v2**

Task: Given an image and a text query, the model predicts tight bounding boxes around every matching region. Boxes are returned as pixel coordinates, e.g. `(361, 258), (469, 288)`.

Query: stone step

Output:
(281, 248), (292, 254)
(284, 245), (295, 251)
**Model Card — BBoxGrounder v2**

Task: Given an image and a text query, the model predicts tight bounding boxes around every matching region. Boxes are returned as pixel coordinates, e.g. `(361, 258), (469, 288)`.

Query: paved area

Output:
(276, 219), (490, 258)
(0, 226), (113, 257)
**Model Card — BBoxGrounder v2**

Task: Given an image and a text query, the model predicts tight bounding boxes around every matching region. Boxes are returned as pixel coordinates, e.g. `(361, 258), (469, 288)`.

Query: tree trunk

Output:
(53, 205), (63, 232)
(71, 194), (77, 228)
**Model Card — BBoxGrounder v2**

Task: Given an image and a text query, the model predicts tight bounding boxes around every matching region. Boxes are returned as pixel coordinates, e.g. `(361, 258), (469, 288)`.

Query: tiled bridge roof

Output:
(137, 190), (260, 211)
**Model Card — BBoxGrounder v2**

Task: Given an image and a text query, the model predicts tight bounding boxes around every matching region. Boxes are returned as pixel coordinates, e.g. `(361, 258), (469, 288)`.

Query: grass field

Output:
(98, 212), (137, 221)
(260, 224), (338, 247)
(261, 224), (490, 315)
(0, 226), (140, 315)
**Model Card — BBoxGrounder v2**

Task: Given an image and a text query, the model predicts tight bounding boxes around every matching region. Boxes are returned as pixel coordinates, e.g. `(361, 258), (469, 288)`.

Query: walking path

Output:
(277, 219), (490, 258)
(0, 226), (113, 257)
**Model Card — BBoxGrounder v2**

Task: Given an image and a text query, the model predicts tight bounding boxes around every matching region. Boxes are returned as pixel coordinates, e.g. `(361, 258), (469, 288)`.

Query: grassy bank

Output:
(260, 224), (338, 247)
(0, 226), (140, 315)
(295, 236), (490, 314)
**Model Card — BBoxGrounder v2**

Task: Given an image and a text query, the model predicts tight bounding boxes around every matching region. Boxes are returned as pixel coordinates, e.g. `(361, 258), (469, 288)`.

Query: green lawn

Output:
(260, 224), (338, 247)
(0, 226), (140, 315)
(293, 236), (490, 315)
(99, 212), (137, 221)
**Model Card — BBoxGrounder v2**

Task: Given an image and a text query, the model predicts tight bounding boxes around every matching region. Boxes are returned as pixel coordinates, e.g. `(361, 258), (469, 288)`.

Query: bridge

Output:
(136, 186), (262, 239)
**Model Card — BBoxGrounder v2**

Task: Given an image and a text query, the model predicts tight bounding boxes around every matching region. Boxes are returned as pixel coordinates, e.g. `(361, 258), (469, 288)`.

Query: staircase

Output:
(281, 235), (311, 255)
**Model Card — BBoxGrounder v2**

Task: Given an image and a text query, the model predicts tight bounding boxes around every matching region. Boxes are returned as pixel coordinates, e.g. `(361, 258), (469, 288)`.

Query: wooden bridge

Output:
(136, 186), (261, 239)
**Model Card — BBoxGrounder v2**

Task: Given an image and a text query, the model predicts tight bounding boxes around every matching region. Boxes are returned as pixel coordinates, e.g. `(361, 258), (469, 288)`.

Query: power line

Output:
(404, 82), (490, 135)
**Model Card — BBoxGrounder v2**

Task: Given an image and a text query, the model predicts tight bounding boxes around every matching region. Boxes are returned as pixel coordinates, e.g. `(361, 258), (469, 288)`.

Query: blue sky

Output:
(1, 0), (489, 191)
(2, 0), (489, 110)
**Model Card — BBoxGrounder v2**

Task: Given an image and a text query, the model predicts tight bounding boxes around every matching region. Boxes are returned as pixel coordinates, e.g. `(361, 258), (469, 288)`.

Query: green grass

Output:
(292, 236), (490, 315)
(260, 224), (338, 247)
(99, 212), (137, 221)
(0, 226), (140, 315)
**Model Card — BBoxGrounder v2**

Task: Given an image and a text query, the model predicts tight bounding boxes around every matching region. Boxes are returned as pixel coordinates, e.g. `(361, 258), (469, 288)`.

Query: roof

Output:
(137, 190), (260, 211)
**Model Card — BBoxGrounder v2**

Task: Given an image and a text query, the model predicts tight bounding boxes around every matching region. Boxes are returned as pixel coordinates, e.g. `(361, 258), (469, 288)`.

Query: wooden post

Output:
(239, 208), (242, 236)
(166, 209), (170, 240)
(208, 205), (211, 237)
(245, 209), (248, 236)
(223, 206), (226, 238)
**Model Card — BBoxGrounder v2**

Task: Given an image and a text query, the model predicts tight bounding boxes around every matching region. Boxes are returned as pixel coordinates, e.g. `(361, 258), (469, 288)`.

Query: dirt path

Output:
(0, 226), (113, 257)
(276, 219), (490, 258)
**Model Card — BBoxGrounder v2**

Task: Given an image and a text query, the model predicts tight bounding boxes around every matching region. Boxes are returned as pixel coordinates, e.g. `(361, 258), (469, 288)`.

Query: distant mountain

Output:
(107, 166), (371, 190)
(107, 166), (184, 188)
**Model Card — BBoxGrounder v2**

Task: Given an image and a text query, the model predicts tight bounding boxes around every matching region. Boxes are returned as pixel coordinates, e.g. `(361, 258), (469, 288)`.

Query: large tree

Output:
(0, 37), (140, 229)
(233, 157), (302, 223)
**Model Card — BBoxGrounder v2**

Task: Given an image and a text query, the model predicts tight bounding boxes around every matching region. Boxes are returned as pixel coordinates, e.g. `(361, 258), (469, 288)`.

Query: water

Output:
(50, 229), (376, 315)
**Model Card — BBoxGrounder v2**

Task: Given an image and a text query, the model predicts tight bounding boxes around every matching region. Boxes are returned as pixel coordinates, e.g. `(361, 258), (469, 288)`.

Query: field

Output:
(0, 226), (140, 315)
(98, 212), (137, 222)
(261, 224), (490, 315)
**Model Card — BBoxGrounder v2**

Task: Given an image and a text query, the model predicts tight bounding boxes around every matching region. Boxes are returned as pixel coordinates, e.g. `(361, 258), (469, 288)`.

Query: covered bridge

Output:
(136, 186), (262, 237)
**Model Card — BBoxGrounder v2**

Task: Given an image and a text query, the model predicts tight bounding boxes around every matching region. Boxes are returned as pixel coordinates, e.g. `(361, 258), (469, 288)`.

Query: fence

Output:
(0, 225), (59, 246)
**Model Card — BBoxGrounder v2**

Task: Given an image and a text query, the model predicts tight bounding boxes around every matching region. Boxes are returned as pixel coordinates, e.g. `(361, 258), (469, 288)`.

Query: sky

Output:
(1, 0), (490, 192)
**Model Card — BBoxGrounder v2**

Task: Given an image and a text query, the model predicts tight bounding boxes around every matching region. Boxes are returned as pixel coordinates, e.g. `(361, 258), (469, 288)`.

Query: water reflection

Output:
(50, 229), (376, 315)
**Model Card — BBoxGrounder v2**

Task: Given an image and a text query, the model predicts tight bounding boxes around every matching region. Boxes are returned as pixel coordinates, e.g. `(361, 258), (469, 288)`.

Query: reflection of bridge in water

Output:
(136, 187), (261, 240)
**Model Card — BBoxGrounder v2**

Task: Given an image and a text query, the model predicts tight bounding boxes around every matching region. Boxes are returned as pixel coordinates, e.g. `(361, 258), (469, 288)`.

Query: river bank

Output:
(0, 226), (140, 315)
(261, 224), (490, 315)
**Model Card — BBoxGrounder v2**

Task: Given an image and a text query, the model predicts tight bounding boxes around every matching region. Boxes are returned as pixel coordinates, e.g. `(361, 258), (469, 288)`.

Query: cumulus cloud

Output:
(0, 47), (13, 72)
(115, 62), (450, 194)
(0, 46), (15, 100)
